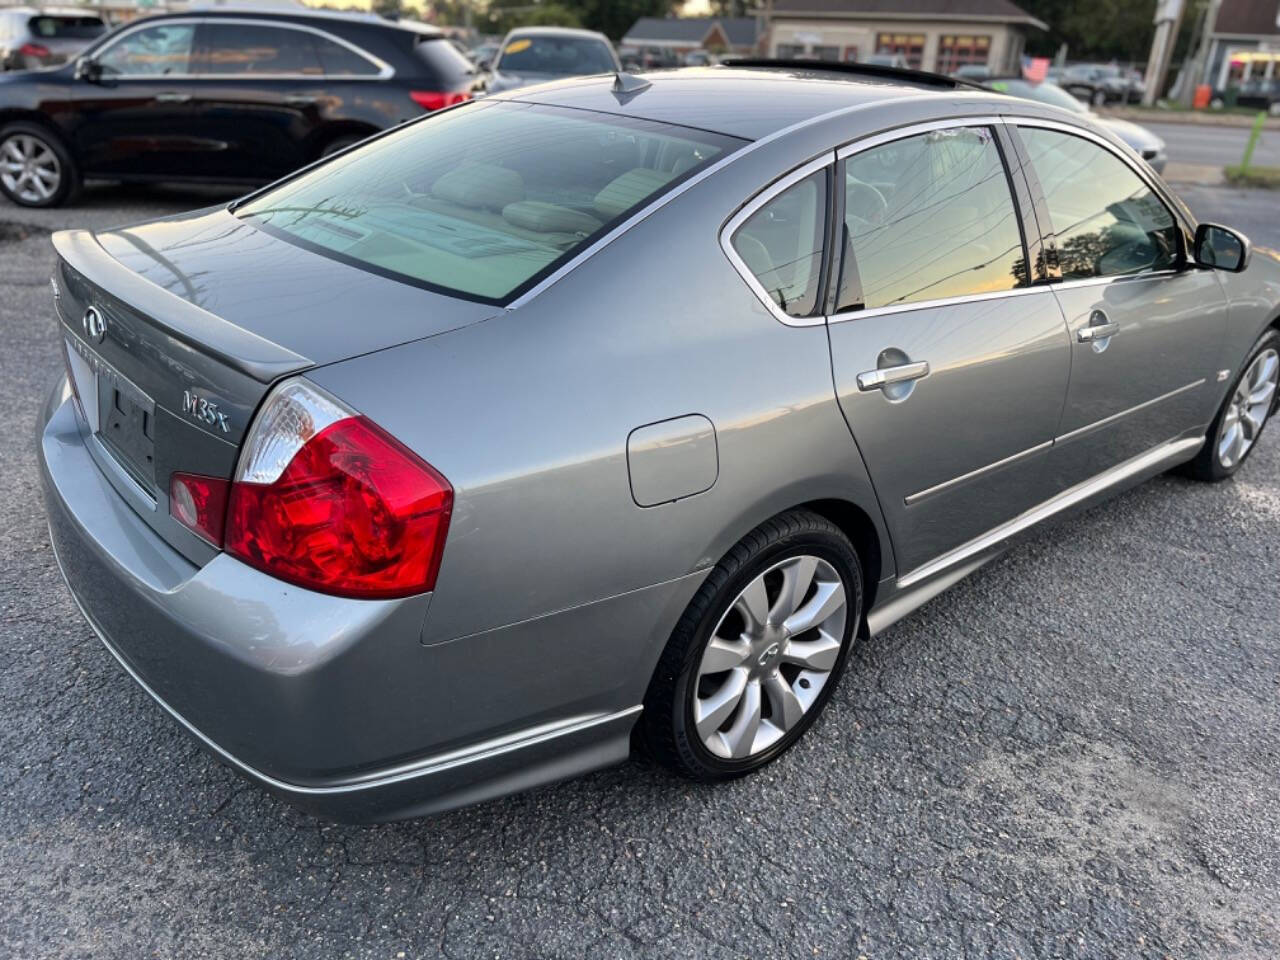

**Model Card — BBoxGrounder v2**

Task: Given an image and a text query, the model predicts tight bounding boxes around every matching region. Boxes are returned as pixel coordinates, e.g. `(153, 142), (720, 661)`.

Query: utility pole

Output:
(1180, 0), (1221, 107)
(1142, 0), (1185, 106)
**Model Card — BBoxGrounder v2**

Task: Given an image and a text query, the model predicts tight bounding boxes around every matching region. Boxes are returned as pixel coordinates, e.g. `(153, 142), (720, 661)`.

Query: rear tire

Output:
(0, 122), (79, 208)
(640, 510), (862, 782)
(1182, 329), (1280, 481)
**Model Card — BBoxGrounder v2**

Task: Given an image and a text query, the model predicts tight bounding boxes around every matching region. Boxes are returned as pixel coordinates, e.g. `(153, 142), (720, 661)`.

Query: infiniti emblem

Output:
(757, 642), (781, 666)
(83, 306), (106, 344)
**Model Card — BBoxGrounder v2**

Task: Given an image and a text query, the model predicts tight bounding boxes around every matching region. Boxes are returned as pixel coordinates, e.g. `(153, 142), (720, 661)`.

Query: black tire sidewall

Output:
(0, 122), (77, 208)
(667, 520), (862, 780)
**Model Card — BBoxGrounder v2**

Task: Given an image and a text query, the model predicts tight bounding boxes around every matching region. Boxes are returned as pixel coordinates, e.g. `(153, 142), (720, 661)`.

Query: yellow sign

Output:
(505, 38), (532, 55)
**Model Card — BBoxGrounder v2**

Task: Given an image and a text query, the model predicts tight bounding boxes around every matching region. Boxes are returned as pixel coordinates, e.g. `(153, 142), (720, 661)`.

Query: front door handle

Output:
(856, 360), (931, 392)
(155, 92), (191, 103)
(284, 94), (319, 106)
(1077, 322), (1120, 342)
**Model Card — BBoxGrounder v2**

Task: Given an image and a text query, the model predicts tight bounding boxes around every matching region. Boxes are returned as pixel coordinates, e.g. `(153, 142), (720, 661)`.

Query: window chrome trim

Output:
(88, 16), (393, 81)
(834, 114), (1006, 161)
(718, 152), (835, 329)
(829, 283), (1051, 325)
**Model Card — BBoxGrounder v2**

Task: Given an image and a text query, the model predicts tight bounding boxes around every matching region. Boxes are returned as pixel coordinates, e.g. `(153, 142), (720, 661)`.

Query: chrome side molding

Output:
(896, 436), (1203, 591)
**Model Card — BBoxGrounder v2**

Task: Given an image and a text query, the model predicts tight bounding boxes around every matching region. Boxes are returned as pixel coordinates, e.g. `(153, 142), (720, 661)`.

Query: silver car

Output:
(0, 7), (105, 72)
(39, 65), (1280, 822)
(476, 26), (619, 95)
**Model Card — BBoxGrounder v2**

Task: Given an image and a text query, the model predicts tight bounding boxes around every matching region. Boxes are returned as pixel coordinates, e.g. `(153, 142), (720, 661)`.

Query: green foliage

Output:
(371, 0), (404, 20)
(484, 1), (584, 33)
(1017, 0), (1158, 63)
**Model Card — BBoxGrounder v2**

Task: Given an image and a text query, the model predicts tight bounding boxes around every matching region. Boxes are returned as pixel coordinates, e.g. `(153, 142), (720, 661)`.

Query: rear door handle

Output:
(284, 94), (319, 106)
(1077, 322), (1120, 342)
(856, 360), (931, 392)
(155, 92), (191, 103)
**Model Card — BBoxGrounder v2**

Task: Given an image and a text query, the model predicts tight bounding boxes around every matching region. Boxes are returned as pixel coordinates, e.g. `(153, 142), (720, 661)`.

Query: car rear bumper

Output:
(38, 380), (657, 822)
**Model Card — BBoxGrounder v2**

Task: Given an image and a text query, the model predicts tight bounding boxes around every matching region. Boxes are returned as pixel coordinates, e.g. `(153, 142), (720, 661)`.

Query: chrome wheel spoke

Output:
(1249, 380), (1276, 409)
(780, 631), (842, 671)
(733, 576), (769, 636)
(695, 667), (748, 741)
(1241, 407), (1263, 441)
(721, 679), (762, 758)
(2, 140), (24, 163)
(700, 636), (751, 674)
(770, 555), (817, 624)
(763, 673), (804, 731)
(783, 579), (846, 636)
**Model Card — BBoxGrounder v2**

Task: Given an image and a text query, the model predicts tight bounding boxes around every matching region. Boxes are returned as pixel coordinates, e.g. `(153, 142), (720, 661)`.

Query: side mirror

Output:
(1194, 222), (1251, 272)
(74, 56), (102, 83)
(477, 57), (492, 72)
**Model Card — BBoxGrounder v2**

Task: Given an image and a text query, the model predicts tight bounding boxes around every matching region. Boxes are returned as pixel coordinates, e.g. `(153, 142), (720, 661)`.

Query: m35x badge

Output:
(183, 390), (231, 433)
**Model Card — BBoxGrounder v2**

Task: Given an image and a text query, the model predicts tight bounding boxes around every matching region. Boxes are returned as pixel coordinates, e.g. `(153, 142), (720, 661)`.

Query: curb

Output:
(1098, 106), (1280, 129)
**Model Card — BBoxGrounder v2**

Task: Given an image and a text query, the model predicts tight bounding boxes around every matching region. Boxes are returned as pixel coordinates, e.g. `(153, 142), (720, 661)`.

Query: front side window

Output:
(496, 34), (615, 76)
(238, 100), (739, 303)
(1020, 127), (1179, 280)
(97, 23), (194, 76)
(730, 170), (828, 318)
(193, 23), (321, 75)
(838, 126), (1027, 311)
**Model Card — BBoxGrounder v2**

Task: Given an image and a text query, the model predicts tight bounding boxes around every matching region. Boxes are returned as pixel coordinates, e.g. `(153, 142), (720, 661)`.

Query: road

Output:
(1143, 120), (1280, 168)
(2, 183), (1279, 959)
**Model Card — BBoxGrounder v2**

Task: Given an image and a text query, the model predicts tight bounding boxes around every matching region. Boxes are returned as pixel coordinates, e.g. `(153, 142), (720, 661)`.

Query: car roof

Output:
(504, 26), (610, 40)
(137, 8), (442, 35)
(502, 64), (1009, 141)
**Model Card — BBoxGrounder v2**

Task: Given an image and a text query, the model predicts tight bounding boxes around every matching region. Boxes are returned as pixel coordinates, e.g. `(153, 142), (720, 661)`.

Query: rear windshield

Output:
(497, 34), (615, 76)
(237, 100), (741, 304)
(28, 15), (106, 40)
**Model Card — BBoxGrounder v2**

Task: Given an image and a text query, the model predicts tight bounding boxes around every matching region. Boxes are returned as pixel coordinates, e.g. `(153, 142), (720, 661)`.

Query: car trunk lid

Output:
(52, 210), (498, 563)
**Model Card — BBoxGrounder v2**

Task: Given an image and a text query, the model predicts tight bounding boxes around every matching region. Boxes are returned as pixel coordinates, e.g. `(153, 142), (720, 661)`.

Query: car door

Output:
(820, 120), (1072, 577)
(70, 20), (204, 178)
(1011, 121), (1229, 493)
(187, 20), (336, 182)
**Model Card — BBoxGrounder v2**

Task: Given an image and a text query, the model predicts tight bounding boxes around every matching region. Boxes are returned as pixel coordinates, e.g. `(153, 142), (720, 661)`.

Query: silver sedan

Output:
(39, 65), (1280, 821)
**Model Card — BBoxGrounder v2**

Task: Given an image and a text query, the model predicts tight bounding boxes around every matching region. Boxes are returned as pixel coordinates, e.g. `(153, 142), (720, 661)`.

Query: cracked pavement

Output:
(1, 182), (1279, 959)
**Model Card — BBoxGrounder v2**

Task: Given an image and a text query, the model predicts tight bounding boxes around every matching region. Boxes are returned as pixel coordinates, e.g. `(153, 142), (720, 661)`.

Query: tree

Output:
(372, 0), (404, 20)
(1017, 0), (1158, 63)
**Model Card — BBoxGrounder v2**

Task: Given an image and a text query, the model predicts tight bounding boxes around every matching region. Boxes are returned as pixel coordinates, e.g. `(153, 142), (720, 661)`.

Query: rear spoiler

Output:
(52, 229), (312, 384)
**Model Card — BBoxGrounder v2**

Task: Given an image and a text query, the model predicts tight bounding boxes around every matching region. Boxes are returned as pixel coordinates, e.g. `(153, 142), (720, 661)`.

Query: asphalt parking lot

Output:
(2, 180), (1279, 959)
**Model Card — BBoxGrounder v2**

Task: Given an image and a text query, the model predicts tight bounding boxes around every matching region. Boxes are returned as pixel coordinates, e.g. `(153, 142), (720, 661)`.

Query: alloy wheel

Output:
(1217, 348), (1278, 469)
(692, 555), (848, 760)
(0, 133), (61, 204)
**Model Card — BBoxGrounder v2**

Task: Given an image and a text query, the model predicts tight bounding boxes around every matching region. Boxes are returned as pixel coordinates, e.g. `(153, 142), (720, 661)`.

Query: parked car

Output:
(0, 8), (474, 207)
(951, 63), (991, 81)
(984, 76), (1167, 172)
(474, 26), (620, 95)
(618, 44), (680, 72)
(0, 7), (106, 72)
(1213, 77), (1280, 116)
(469, 40), (500, 70)
(40, 64), (1278, 822)
(1060, 63), (1144, 105)
(862, 52), (908, 69)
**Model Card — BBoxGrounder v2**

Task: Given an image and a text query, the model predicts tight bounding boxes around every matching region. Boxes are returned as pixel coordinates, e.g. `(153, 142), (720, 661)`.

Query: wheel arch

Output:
(0, 109), (71, 144)
(795, 498), (884, 617)
(308, 121), (381, 160)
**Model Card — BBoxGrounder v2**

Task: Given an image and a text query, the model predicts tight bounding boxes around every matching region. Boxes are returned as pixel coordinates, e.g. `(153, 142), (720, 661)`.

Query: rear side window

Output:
(314, 33), (380, 76)
(28, 16), (106, 40)
(1019, 127), (1178, 280)
(730, 171), (829, 318)
(412, 36), (474, 86)
(97, 23), (194, 77)
(237, 100), (741, 303)
(193, 23), (321, 75)
(839, 126), (1027, 311)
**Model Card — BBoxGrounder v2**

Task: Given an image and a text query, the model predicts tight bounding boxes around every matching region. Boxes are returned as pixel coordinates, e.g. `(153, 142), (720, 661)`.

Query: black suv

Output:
(0, 9), (473, 207)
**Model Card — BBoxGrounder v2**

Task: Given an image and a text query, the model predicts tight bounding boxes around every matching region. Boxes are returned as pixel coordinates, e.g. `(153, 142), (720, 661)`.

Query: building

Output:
(766, 0), (1045, 75)
(1202, 0), (1280, 91)
(621, 16), (762, 56)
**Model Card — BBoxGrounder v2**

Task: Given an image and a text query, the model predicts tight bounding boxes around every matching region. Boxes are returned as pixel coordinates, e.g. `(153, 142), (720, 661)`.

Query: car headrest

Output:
(432, 162), (525, 212)
(502, 201), (602, 236)
(593, 168), (675, 220)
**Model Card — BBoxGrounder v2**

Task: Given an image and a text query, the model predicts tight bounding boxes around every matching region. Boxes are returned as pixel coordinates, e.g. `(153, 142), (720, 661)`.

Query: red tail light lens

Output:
(409, 89), (471, 111)
(224, 381), (452, 599)
(19, 43), (51, 58)
(170, 472), (230, 548)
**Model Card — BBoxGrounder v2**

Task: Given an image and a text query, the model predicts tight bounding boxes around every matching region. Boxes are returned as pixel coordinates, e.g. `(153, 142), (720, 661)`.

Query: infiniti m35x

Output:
(39, 65), (1280, 822)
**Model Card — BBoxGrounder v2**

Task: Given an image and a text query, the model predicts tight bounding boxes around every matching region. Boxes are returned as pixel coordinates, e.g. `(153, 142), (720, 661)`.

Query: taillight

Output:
(223, 379), (452, 599)
(409, 89), (471, 112)
(18, 42), (50, 58)
(170, 472), (230, 548)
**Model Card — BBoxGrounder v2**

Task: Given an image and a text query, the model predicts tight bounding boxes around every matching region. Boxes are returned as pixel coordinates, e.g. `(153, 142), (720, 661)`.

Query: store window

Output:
(937, 35), (990, 74)
(875, 33), (925, 69)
